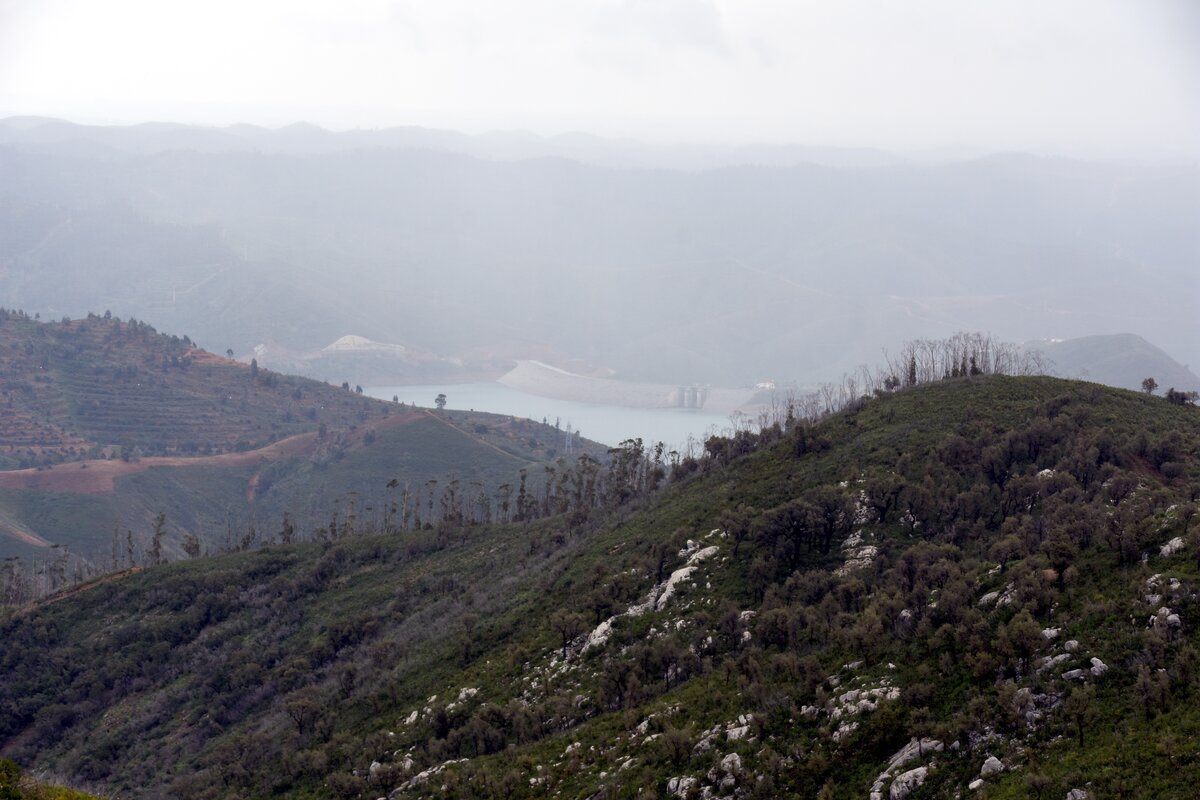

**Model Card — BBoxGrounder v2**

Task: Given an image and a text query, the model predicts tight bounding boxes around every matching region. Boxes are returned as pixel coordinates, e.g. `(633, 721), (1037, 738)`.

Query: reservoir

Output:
(365, 382), (735, 451)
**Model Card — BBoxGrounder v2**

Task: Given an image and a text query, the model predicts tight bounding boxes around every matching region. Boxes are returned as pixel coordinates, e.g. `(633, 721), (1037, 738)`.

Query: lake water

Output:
(365, 382), (735, 450)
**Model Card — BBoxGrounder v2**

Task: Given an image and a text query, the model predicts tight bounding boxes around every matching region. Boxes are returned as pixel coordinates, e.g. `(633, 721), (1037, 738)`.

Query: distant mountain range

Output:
(0, 116), (1195, 388)
(0, 115), (908, 169)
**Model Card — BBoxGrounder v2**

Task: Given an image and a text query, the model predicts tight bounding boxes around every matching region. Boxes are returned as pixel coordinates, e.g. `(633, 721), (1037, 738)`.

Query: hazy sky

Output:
(1, 0), (1197, 158)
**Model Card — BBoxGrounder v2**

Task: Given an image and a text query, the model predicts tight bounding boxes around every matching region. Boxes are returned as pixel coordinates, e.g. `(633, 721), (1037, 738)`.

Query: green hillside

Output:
(0, 758), (102, 799)
(1, 376), (1198, 799)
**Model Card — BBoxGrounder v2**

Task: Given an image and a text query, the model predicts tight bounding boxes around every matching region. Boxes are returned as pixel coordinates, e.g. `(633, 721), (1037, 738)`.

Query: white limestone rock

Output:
(667, 776), (698, 797)
(869, 738), (943, 800)
(1161, 537), (1185, 557)
(726, 725), (750, 741)
(833, 720), (859, 742)
(1037, 653), (1070, 673)
(582, 617), (615, 652)
(889, 766), (929, 800)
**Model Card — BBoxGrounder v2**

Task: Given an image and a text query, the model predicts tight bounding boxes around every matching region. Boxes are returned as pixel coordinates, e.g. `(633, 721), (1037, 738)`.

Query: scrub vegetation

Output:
(2, 372), (1197, 798)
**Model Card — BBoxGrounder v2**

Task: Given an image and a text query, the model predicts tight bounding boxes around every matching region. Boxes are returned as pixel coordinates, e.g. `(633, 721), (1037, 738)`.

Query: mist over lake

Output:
(366, 382), (733, 450)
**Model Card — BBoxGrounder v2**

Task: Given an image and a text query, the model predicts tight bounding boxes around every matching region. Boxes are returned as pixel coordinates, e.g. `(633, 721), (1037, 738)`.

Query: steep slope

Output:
(1, 376), (1198, 799)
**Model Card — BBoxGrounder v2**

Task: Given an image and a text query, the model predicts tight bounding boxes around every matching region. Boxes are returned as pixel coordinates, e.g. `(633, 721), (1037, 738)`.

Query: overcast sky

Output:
(1, 0), (1197, 159)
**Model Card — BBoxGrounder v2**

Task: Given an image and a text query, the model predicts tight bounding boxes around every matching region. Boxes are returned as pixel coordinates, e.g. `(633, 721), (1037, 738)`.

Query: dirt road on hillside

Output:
(0, 411), (427, 495)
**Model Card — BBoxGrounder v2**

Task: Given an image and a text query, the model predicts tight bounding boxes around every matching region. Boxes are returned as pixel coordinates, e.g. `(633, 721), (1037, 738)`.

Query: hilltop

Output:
(1037, 333), (1200, 394)
(1, 375), (1197, 799)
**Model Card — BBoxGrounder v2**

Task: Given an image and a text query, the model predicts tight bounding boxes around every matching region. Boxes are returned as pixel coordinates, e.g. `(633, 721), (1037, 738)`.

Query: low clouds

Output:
(588, 0), (730, 55)
(0, 0), (1195, 159)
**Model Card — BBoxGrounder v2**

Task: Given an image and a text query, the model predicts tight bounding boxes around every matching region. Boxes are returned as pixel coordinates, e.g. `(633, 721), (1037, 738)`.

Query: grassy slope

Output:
(2, 376), (1198, 799)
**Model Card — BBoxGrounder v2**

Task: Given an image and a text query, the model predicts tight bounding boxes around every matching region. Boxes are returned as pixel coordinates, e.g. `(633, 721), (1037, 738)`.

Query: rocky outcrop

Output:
(1160, 536), (1185, 557)
(666, 776), (698, 797)
(582, 542), (720, 653)
(889, 766), (928, 800)
(980, 755), (1004, 775)
(656, 546), (718, 611)
(869, 739), (942, 800)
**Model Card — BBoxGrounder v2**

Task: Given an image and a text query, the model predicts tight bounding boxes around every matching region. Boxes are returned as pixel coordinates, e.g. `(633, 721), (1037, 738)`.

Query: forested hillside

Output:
(2, 375), (1197, 799)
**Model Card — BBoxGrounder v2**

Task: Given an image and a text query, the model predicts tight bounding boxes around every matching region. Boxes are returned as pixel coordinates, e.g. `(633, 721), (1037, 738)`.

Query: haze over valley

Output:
(2, 116), (1196, 397)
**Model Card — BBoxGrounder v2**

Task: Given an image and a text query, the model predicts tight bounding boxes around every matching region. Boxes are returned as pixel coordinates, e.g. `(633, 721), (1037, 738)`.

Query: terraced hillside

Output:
(2, 375), (1197, 799)
(0, 311), (608, 561)
(0, 309), (391, 466)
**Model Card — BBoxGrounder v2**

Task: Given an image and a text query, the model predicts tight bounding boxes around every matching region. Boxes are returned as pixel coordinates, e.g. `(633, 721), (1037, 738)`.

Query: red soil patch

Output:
(186, 347), (241, 366)
(0, 518), (52, 548)
(36, 567), (143, 608)
(0, 411), (428, 496)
